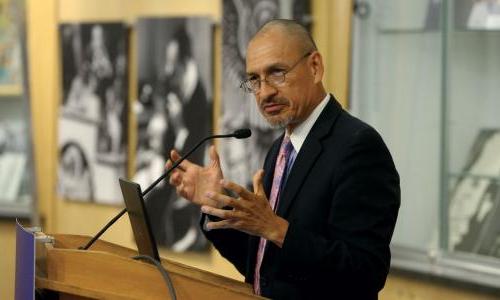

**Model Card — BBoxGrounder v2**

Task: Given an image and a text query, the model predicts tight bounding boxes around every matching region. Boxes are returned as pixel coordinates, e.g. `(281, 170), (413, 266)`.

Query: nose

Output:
(257, 80), (278, 102)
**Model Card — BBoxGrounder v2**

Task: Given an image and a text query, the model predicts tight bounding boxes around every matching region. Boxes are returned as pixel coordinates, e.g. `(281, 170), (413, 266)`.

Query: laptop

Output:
(119, 178), (160, 261)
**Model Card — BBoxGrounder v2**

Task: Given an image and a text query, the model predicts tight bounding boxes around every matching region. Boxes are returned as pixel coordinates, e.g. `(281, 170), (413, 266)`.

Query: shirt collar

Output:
(287, 94), (330, 153)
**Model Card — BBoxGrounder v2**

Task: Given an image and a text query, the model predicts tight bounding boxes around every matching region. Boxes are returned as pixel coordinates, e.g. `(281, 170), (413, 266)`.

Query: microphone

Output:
(80, 128), (252, 250)
(232, 128), (251, 139)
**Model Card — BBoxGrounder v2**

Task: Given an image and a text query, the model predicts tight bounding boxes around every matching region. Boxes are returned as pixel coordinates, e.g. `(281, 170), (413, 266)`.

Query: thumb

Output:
(252, 169), (265, 196)
(209, 145), (221, 168)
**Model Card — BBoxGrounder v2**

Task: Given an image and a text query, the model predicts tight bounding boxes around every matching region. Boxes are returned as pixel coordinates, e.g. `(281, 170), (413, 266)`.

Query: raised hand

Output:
(201, 169), (289, 247)
(167, 145), (224, 208)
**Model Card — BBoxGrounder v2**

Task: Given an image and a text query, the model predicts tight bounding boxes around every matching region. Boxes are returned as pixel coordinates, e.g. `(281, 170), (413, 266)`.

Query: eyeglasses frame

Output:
(240, 51), (313, 94)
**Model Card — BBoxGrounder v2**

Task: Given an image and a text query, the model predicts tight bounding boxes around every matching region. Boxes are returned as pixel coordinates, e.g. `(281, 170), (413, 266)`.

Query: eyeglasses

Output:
(240, 51), (312, 94)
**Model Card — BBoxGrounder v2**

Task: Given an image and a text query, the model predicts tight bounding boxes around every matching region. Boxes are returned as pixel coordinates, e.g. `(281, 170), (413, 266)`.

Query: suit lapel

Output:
(263, 137), (282, 198)
(276, 97), (342, 218)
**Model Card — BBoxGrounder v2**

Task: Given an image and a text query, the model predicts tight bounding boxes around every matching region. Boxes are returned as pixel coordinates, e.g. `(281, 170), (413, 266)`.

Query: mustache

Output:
(260, 98), (289, 109)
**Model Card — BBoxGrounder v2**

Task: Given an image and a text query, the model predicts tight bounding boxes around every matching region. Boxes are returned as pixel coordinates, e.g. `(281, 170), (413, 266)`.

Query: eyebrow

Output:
(246, 62), (289, 78)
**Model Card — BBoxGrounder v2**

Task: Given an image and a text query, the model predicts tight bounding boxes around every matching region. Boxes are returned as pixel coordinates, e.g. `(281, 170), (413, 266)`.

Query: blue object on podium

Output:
(15, 220), (35, 300)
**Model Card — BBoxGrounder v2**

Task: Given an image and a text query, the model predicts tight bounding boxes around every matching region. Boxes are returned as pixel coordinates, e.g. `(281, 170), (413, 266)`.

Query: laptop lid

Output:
(119, 178), (160, 261)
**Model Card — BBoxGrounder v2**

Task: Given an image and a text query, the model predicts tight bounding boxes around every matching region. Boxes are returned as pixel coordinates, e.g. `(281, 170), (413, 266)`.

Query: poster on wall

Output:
(220, 0), (311, 190)
(0, 0), (23, 88)
(135, 17), (212, 252)
(57, 22), (128, 205)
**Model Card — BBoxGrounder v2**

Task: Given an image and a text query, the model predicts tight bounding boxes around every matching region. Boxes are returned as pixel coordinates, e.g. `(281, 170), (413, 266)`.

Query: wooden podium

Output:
(35, 234), (264, 299)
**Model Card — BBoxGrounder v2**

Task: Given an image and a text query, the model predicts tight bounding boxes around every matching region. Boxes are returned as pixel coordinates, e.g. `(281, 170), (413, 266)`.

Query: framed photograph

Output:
(0, 120), (27, 203)
(57, 22), (128, 205)
(455, 0), (500, 31)
(135, 17), (213, 251)
(449, 129), (500, 258)
(0, 0), (24, 94)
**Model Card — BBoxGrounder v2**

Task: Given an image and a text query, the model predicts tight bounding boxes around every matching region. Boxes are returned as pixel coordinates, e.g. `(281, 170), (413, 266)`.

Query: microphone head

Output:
(232, 128), (252, 139)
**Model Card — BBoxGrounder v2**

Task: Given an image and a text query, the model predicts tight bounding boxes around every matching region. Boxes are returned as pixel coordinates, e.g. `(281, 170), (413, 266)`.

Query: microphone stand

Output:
(80, 130), (250, 250)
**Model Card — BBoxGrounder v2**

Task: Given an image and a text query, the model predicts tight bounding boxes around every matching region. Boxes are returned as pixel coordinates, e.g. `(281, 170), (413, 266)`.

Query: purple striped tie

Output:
(254, 135), (294, 295)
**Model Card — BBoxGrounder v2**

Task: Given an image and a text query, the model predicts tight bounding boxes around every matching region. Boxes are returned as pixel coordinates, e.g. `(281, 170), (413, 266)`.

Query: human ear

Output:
(310, 51), (324, 83)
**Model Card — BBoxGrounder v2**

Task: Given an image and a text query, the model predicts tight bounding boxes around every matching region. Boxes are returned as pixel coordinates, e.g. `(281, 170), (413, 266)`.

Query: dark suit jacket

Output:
(202, 96), (400, 299)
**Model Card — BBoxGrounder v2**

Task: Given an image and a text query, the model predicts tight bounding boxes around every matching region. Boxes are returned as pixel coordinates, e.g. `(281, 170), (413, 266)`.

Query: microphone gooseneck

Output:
(80, 129), (251, 250)
(141, 129), (250, 196)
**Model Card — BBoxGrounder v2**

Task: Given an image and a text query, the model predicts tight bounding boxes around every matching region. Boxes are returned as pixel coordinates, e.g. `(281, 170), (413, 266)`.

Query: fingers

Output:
(201, 205), (240, 220)
(168, 146), (218, 173)
(252, 169), (265, 196)
(220, 179), (255, 200)
(169, 171), (182, 186)
(175, 180), (191, 200)
(165, 150), (183, 172)
(205, 219), (235, 231)
(205, 191), (245, 210)
(176, 186), (189, 200)
(168, 149), (194, 172)
(165, 158), (176, 173)
(170, 149), (181, 161)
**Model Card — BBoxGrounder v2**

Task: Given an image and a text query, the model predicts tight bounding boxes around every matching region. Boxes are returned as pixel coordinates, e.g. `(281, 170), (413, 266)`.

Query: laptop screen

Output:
(119, 178), (160, 261)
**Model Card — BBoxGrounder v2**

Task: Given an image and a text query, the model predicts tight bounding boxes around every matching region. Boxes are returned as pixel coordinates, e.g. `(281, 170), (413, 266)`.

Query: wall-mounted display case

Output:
(351, 0), (500, 290)
(0, 0), (36, 219)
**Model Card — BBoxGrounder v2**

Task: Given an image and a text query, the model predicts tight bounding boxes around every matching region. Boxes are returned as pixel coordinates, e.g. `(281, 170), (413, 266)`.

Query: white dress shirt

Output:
(288, 93), (331, 154)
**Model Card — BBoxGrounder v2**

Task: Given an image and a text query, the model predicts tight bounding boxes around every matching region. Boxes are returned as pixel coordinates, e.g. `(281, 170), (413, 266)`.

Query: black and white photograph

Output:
(0, 119), (27, 203)
(57, 22), (128, 204)
(455, 0), (500, 30)
(134, 17), (212, 251)
(449, 130), (500, 258)
(219, 0), (311, 189)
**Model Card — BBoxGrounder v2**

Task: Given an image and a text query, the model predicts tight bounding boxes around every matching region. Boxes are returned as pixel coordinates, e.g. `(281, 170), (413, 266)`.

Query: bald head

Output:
(251, 19), (317, 54)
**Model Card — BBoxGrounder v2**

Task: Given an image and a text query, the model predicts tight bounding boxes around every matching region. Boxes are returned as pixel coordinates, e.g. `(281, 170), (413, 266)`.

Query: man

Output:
(162, 27), (211, 251)
(145, 25), (211, 251)
(167, 19), (400, 299)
